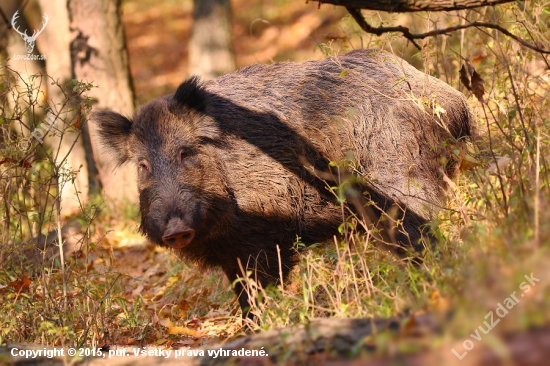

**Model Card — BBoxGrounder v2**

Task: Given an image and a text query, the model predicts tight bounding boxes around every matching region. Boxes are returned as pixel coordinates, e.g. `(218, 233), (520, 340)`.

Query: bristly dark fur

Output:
(92, 49), (477, 319)
(172, 75), (208, 112)
(91, 110), (133, 167)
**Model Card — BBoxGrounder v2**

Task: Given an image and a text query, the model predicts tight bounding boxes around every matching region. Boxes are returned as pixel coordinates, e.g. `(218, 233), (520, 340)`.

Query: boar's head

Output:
(93, 77), (233, 261)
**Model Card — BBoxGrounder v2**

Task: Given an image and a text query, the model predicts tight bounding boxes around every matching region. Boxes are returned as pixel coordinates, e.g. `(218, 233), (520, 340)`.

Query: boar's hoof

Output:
(162, 218), (195, 248)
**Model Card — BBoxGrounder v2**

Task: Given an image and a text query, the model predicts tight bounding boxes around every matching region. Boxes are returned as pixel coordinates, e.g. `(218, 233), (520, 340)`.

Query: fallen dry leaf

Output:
(9, 274), (31, 293)
(470, 70), (485, 103)
(73, 107), (82, 129)
(0, 157), (33, 168)
(402, 314), (417, 335)
(429, 290), (450, 313)
(168, 326), (200, 337)
(459, 64), (473, 90)
(472, 54), (487, 63)
(460, 62), (485, 103)
(159, 317), (174, 328)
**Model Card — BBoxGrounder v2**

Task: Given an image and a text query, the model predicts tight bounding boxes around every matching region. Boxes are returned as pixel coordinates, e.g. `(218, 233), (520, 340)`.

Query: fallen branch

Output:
(3, 316), (550, 365)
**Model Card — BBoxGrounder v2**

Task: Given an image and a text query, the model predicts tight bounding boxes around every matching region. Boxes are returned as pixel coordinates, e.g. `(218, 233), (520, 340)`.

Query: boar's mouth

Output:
(161, 217), (195, 249)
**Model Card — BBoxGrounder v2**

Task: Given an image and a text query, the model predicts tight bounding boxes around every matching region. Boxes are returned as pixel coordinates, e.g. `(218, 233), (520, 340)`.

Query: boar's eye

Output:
(179, 149), (188, 163)
(138, 160), (150, 174)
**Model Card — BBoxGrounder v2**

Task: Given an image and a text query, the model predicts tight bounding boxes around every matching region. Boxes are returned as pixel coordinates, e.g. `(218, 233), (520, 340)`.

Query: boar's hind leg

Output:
(388, 206), (436, 256)
(364, 189), (437, 257)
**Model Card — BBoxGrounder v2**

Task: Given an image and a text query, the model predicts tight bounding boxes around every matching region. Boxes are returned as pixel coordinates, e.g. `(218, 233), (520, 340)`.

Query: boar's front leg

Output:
(222, 265), (256, 321)
(222, 254), (290, 321)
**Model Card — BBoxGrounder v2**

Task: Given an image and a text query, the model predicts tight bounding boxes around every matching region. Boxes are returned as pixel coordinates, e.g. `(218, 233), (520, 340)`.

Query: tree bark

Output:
(188, 0), (236, 80)
(312, 0), (516, 12)
(67, 0), (137, 205)
(36, 0), (90, 218)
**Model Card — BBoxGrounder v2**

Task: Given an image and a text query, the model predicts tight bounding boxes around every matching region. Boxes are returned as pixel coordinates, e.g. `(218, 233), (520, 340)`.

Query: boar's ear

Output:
(91, 110), (133, 167)
(172, 75), (208, 113)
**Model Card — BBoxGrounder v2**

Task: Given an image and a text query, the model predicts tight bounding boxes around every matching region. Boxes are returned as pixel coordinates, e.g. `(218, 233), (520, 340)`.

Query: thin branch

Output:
(313, 0), (516, 12)
(346, 7), (550, 54)
(346, 7), (422, 49)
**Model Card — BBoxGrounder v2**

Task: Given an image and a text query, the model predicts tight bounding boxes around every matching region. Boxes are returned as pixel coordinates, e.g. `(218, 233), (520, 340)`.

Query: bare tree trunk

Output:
(67, 0), (137, 205)
(188, 0), (236, 80)
(37, 0), (89, 218)
(310, 0), (515, 12)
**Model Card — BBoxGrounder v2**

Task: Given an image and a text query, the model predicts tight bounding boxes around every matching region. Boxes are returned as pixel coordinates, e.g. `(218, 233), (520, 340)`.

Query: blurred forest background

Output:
(0, 0), (549, 364)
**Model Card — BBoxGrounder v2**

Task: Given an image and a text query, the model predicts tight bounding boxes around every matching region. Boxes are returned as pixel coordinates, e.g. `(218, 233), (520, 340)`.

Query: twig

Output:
(534, 129), (540, 248)
(481, 105), (509, 218)
(346, 7), (550, 54)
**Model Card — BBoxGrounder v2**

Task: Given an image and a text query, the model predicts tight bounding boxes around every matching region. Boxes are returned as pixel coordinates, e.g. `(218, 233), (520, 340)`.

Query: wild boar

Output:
(93, 49), (474, 318)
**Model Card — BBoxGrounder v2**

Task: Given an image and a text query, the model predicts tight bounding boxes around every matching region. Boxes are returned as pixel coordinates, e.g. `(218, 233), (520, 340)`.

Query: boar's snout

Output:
(162, 218), (195, 249)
